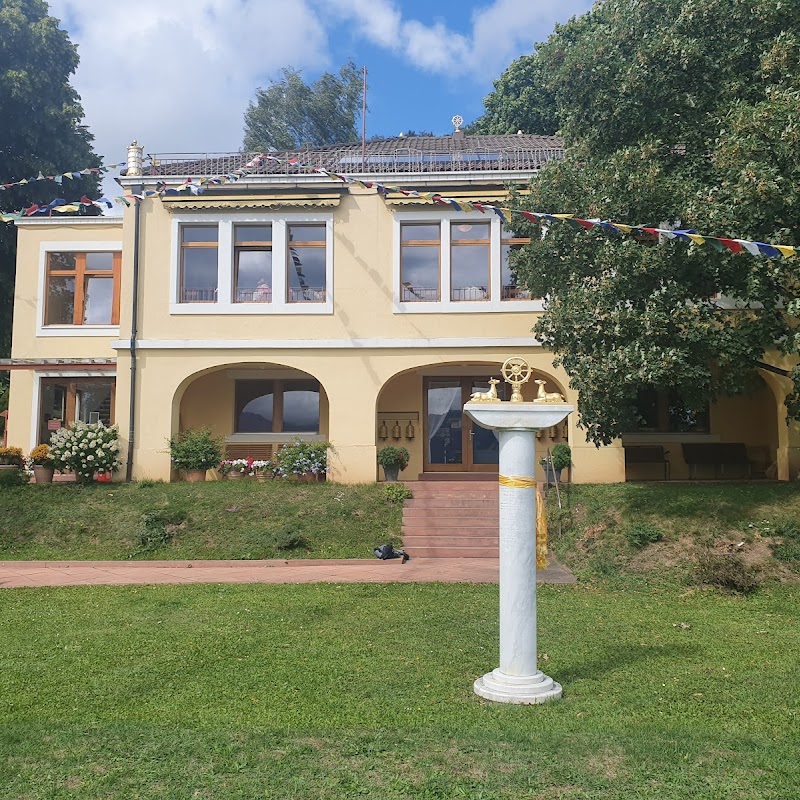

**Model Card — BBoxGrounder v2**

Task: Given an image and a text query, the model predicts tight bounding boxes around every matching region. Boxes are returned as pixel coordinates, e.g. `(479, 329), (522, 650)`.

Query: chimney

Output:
(126, 140), (144, 177)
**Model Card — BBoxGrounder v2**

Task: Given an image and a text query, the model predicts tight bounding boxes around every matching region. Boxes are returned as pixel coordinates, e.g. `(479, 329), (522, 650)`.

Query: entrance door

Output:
(424, 377), (506, 472)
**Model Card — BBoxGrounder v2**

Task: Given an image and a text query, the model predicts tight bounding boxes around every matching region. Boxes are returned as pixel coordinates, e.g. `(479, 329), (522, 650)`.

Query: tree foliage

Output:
(499, 0), (800, 443)
(243, 61), (363, 151)
(0, 0), (98, 358)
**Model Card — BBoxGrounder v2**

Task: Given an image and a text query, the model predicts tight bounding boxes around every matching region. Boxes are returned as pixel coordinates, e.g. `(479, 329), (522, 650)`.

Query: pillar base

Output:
(474, 668), (563, 705)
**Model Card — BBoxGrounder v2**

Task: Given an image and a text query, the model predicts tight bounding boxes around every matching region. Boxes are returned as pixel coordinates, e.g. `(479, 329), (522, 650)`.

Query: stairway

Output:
(401, 480), (499, 558)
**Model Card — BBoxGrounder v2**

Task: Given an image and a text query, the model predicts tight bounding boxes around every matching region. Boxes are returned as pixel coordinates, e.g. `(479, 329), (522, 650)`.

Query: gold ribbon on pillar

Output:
(498, 474), (548, 568)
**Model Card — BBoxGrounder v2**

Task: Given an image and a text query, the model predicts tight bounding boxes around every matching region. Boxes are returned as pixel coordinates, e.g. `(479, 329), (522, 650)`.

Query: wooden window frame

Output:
(234, 225), (273, 303)
(44, 252), (121, 326)
(501, 231), (532, 301)
(39, 377), (116, 444)
(179, 225), (219, 303)
(234, 379), (321, 433)
(400, 222), (441, 302)
(450, 222), (491, 302)
(286, 224), (326, 304)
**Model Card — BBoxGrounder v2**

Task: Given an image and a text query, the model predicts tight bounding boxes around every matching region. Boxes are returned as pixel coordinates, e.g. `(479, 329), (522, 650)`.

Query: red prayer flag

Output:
(716, 238), (743, 254)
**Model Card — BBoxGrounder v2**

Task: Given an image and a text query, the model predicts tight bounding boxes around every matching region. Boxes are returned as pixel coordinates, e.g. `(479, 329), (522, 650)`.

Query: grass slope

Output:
(0, 481), (402, 561)
(1, 583), (798, 799)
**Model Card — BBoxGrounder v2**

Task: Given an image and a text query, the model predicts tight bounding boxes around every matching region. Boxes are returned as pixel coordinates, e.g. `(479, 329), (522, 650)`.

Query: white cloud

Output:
(48, 0), (331, 203)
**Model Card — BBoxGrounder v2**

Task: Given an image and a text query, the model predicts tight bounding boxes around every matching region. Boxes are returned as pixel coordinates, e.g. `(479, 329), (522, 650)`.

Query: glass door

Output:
(424, 377), (505, 472)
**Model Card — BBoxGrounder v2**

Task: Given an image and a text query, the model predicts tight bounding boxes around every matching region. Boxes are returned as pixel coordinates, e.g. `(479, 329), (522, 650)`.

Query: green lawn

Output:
(0, 481), (402, 561)
(1, 582), (798, 799)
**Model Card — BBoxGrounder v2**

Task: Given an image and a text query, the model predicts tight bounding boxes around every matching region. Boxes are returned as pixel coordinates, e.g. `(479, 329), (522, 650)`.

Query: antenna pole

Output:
(361, 65), (367, 172)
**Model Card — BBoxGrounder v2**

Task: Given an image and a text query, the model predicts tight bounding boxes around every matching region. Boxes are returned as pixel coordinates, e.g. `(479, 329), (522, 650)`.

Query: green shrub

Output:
(549, 443), (572, 471)
(625, 522), (664, 548)
(0, 468), (30, 488)
(50, 422), (121, 483)
(168, 428), (224, 471)
(377, 446), (410, 470)
(383, 483), (412, 503)
(695, 552), (761, 594)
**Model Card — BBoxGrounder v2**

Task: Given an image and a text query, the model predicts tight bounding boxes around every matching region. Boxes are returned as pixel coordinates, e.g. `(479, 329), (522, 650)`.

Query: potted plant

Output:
(0, 446), (25, 471)
(540, 443), (572, 486)
(377, 445), (409, 482)
(29, 444), (55, 484)
(167, 427), (223, 482)
(274, 439), (330, 482)
(49, 422), (121, 484)
(253, 459), (274, 482)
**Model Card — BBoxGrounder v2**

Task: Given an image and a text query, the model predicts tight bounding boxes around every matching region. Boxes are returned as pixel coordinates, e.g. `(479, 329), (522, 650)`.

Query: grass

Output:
(547, 482), (800, 586)
(0, 481), (403, 561)
(1, 582), (798, 798)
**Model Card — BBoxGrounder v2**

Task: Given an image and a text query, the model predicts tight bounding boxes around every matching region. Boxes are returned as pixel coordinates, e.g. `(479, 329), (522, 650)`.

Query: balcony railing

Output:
(288, 287), (326, 303)
(180, 287), (218, 303)
(452, 286), (489, 301)
(501, 285), (533, 300)
(236, 287), (272, 303)
(401, 286), (440, 302)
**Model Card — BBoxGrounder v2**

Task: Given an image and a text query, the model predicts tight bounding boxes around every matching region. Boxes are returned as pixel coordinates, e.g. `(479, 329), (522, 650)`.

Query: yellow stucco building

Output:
(4, 133), (799, 482)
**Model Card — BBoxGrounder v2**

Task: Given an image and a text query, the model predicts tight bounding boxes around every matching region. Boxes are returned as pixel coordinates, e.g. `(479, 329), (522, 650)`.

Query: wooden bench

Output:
(624, 445), (670, 480)
(681, 443), (751, 479)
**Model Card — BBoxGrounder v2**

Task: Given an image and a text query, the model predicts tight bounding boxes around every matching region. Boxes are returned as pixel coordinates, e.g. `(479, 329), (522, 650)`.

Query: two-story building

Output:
(4, 132), (797, 482)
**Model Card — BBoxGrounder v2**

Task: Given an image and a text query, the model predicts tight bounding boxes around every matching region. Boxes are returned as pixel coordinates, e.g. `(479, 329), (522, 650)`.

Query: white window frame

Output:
(36, 241), (123, 337)
(169, 212), (334, 315)
(392, 210), (543, 314)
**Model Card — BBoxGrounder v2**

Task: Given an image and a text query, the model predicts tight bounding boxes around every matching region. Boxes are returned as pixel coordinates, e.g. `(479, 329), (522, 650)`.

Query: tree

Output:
(499, 0), (800, 444)
(243, 61), (363, 151)
(470, 53), (559, 136)
(0, 0), (98, 358)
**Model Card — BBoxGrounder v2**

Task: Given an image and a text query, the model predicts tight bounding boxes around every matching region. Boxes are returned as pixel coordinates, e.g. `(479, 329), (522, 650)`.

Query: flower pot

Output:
(383, 465), (400, 482)
(228, 471), (244, 480)
(542, 463), (563, 487)
(183, 469), (207, 482)
(0, 464), (21, 471)
(256, 473), (272, 482)
(33, 465), (54, 484)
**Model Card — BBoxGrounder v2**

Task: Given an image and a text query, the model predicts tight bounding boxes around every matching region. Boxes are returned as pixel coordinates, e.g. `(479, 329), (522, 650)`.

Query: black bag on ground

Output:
(374, 543), (409, 562)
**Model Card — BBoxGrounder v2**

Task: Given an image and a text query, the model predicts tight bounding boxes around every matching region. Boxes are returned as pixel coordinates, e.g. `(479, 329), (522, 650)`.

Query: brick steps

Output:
(402, 479), (500, 559)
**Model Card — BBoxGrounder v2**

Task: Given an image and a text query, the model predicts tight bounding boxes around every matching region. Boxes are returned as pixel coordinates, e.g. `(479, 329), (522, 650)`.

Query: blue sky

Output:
(48, 0), (594, 190)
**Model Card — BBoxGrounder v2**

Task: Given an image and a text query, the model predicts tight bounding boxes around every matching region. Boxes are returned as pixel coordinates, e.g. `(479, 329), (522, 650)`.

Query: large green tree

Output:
(0, 0), (98, 359)
(492, 0), (800, 444)
(243, 61), (363, 151)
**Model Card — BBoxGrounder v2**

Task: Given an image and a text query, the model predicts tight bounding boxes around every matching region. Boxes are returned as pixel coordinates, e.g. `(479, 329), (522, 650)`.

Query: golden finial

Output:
(501, 357), (532, 403)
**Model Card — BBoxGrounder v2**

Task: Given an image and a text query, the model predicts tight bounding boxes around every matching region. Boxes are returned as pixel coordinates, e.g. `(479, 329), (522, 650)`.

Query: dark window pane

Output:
(283, 380), (320, 432)
(401, 224), (439, 241)
(234, 225), (271, 244)
(236, 381), (274, 432)
(182, 226), (218, 243)
(75, 383), (113, 425)
(668, 391), (709, 433)
(84, 277), (113, 323)
(427, 381), (462, 464)
(401, 244), (439, 301)
(39, 383), (67, 444)
(288, 224), (325, 243)
(235, 250), (272, 302)
(46, 276), (75, 324)
(451, 243), (489, 300)
(635, 389), (660, 431)
(48, 252), (76, 271)
(85, 252), (114, 271)
(181, 249), (218, 302)
(288, 247), (326, 302)
(501, 244), (531, 299)
(451, 222), (489, 241)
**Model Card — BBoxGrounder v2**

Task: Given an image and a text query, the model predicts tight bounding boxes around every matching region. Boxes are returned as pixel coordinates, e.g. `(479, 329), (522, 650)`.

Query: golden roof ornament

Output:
(501, 357), (531, 403)
(533, 378), (566, 404)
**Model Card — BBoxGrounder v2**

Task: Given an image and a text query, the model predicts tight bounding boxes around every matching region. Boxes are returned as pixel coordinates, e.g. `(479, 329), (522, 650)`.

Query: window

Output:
(501, 226), (532, 300)
(234, 225), (272, 302)
(451, 222), (490, 301)
(38, 378), (115, 445)
(180, 225), (218, 303)
(634, 389), (710, 434)
(45, 252), (120, 325)
(287, 224), (326, 303)
(235, 379), (320, 433)
(401, 223), (440, 301)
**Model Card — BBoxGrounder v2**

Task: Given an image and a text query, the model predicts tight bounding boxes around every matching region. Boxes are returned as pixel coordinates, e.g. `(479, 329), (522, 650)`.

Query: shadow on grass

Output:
(559, 642), (698, 683)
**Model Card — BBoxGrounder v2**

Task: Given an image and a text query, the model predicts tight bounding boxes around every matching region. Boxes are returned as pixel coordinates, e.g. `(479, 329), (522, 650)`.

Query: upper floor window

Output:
(180, 226), (218, 303)
(234, 225), (272, 303)
(401, 223), (440, 302)
(287, 224), (326, 303)
(501, 226), (532, 300)
(396, 217), (535, 310)
(45, 251), (120, 326)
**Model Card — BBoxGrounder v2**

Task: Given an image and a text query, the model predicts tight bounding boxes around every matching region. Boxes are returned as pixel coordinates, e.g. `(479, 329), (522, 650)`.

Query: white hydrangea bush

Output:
(49, 421), (121, 483)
